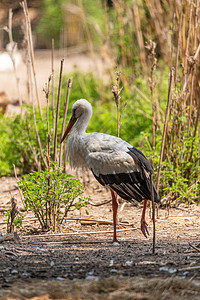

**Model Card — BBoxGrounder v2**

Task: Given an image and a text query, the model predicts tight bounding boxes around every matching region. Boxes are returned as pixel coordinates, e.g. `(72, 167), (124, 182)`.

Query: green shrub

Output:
(18, 165), (90, 231)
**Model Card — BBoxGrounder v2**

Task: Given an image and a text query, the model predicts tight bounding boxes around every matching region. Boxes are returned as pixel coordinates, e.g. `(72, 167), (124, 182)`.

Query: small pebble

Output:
(36, 247), (48, 252)
(85, 275), (99, 280)
(159, 266), (177, 274)
(75, 257), (79, 261)
(125, 260), (133, 266)
(110, 269), (118, 273)
(11, 269), (18, 275)
(113, 242), (119, 246)
(109, 260), (114, 267)
(88, 270), (94, 275)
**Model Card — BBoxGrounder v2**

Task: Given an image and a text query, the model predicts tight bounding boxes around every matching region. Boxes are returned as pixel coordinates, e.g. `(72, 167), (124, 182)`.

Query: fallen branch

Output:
(88, 199), (111, 206)
(64, 217), (132, 226)
(178, 265), (200, 272)
(36, 239), (135, 245)
(4, 250), (18, 257)
(23, 227), (137, 239)
(188, 242), (200, 253)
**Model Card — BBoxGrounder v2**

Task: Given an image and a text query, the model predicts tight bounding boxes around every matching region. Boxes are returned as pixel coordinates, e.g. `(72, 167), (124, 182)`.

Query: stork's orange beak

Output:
(61, 115), (77, 143)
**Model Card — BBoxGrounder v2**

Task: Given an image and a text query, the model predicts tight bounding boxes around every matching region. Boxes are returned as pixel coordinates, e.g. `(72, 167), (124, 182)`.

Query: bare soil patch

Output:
(0, 175), (200, 299)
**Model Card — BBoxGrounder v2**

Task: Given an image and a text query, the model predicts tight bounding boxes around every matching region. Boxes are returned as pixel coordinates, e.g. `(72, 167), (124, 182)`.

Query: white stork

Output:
(61, 99), (160, 242)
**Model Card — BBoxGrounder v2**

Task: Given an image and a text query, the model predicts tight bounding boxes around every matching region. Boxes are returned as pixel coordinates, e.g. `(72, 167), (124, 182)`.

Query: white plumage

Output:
(61, 99), (160, 241)
(0, 43), (21, 72)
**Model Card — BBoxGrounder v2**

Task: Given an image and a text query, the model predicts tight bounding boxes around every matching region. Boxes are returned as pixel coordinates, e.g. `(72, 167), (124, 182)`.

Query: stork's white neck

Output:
(66, 98), (93, 170)
(71, 108), (92, 136)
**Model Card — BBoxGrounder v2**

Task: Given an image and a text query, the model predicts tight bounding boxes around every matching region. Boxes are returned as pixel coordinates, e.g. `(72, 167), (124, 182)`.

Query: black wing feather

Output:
(127, 147), (154, 174)
(91, 146), (160, 204)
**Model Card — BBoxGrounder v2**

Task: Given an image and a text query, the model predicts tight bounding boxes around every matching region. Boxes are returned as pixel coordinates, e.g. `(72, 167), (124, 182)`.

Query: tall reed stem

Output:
(156, 68), (174, 192)
(54, 59), (64, 163)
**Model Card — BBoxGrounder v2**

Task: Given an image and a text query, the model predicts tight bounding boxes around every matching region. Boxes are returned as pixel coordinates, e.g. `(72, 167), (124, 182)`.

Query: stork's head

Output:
(61, 99), (93, 143)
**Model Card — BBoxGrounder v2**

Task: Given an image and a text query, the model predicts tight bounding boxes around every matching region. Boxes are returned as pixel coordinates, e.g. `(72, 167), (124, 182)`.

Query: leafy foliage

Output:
(144, 128), (200, 203)
(18, 165), (90, 231)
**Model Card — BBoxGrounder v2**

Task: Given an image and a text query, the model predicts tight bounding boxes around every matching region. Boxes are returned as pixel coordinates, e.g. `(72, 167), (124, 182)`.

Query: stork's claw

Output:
(141, 218), (149, 238)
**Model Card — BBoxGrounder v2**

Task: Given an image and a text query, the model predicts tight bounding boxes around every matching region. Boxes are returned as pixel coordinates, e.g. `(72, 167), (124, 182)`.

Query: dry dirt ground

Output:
(0, 175), (200, 299)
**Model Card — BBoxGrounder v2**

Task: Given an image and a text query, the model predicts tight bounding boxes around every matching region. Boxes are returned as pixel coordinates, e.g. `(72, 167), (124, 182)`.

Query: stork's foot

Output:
(141, 218), (149, 238)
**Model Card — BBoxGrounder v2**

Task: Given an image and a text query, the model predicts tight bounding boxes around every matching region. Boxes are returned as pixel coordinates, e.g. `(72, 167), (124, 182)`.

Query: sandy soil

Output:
(0, 175), (200, 299)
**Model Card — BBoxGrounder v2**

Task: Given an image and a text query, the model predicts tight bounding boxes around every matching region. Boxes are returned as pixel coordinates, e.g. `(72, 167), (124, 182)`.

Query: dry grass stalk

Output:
(32, 96), (48, 169)
(7, 195), (18, 233)
(156, 68), (174, 192)
(78, 0), (99, 76)
(132, 4), (147, 71)
(51, 38), (55, 138)
(54, 58), (64, 163)
(157, 0), (200, 202)
(59, 78), (72, 167)
(21, 21), (31, 104)
(145, 40), (157, 150)
(174, 0), (184, 86)
(144, 0), (168, 61)
(112, 69), (123, 137)
(113, 0), (127, 68)
(150, 174), (155, 254)
(43, 76), (52, 169)
(21, 0), (42, 117)
(13, 164), (25, 207)
(18, 5), (48, 170)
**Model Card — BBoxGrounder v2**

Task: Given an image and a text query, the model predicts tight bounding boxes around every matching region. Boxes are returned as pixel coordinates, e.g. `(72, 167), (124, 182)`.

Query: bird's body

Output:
(61, 99), (160, 241)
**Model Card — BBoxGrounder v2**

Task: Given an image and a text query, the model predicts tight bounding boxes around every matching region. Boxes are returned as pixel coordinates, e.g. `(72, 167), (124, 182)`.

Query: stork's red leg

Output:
(110, 189), (118, 242)
(141, 199), (149, 238)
